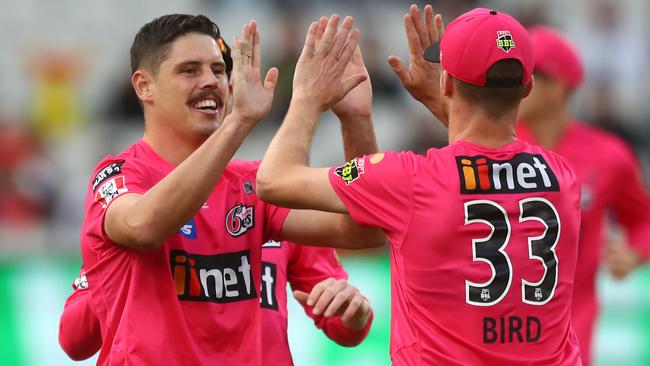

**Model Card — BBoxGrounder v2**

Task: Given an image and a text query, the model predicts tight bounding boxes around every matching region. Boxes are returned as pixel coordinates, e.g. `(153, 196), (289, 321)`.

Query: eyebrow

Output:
(175, 60), (226, 70)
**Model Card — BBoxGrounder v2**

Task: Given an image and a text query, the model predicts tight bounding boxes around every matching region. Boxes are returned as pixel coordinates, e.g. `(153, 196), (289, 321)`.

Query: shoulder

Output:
(571, 122), (634, 158)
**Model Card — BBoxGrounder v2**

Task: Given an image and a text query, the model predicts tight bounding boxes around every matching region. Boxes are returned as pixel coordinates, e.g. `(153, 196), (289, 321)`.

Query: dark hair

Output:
(130, 14), (233, 78)
(453, 60), (527, 119)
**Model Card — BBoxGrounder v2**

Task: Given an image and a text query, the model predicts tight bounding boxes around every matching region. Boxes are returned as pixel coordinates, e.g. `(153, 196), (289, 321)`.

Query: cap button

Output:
(489, 10), (497, 15)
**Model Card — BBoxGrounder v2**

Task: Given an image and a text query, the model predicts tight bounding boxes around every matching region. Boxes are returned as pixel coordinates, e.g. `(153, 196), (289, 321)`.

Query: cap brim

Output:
(423, 42), (440, 63)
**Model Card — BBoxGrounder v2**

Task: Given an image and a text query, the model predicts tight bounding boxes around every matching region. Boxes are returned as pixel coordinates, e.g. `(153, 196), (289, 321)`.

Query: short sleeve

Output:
(328, 151), (414, 237)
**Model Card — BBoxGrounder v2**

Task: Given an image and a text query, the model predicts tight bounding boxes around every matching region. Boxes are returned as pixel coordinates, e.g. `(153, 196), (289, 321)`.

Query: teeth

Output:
(193, 99), (217, 109)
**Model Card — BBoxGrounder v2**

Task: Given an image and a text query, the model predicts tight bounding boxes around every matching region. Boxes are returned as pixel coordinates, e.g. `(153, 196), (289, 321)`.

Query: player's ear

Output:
(442, 70), (453, 97)
(522, 75), (534, 99)
(132, 70), (154, 103)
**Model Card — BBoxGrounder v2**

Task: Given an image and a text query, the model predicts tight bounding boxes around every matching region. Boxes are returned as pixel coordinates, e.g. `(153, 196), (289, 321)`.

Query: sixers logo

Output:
(226, 204), (255, 237)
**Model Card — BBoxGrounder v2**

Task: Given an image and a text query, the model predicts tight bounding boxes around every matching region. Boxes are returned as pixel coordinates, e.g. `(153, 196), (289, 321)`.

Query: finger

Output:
(387, 55), (413, 87)
(316, 14), (341, 57)
(313, 280), (346, 316)
(293, 290), (309, 306)
(424, 5), (436, 43)
(329, 16), (354, 61)
(404, 13), (423, 56)
(434, 14), (445, 41)
(307, 278), (335, 306)
(341, 73), (368, 96)
(239, 23), (252, 66)
(323, 288), (354, 317)
(252, 23), (261, 70)
(335, 28), (361, 73)
(264, 67), (278, 91)
(302, 22), (319, 57)
(341, 295), (365, 322)
(352, 44), (364, 66)
(231, 35), (242, 71)
(409, 4), (430, 48)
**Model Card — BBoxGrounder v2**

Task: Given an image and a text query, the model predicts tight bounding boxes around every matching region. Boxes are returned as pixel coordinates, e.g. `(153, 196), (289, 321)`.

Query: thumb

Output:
(264, 67), (279, 91)
(293, 290), (309, 306)
(387, 55), (412, 86)
(341, 73), (368, 95)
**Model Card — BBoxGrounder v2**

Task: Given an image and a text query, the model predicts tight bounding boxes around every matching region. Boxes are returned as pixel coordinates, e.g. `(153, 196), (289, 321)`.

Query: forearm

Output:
(109, 116), (254, 249)
(257, 98), (322, 206)
(338, 113), (378, 160)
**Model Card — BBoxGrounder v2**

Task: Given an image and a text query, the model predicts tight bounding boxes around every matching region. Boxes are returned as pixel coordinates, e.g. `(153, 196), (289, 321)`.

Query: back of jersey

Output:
(329, 139), (582, 365)
(402, 140), (581, 365)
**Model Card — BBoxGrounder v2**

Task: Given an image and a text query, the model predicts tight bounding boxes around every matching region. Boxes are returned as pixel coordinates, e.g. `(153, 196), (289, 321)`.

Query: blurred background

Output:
(0, 0), (649, 365)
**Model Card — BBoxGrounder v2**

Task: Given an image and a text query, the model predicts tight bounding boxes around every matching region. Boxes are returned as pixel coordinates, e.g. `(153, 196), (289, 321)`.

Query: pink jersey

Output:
(517, 122), (650, 365)
(260, 241), (371, 365)
(80, 140), (288, 366)
(329, 140), (582, 365)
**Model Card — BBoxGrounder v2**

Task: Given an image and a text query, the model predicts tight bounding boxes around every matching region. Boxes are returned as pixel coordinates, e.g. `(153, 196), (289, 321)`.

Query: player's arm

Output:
(106, 22), (279, 251)
(606, 144), (650, 278)
(388, 5), (447, 123)
(59, 273), (102, 361)
(287, 245), (372, 346)
(257, 15), (367, 213)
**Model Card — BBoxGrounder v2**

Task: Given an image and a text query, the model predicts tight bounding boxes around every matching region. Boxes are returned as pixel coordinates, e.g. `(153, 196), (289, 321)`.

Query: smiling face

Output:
(138, 32), (230, 140)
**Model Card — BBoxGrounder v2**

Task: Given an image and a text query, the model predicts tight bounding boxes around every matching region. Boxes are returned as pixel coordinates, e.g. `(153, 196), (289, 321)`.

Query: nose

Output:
(199, 66), (220, 89)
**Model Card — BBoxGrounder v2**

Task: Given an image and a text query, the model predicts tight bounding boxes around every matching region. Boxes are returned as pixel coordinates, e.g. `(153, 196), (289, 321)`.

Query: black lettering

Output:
(509, 316), (523, 343)
(526, 317), (542, 342)
(483, 317), (497, 343)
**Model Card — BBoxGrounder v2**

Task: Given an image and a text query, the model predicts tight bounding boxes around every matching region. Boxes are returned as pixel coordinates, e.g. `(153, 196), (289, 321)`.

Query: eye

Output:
(212, 67), (225, 76)
(182, 68), (196, 75)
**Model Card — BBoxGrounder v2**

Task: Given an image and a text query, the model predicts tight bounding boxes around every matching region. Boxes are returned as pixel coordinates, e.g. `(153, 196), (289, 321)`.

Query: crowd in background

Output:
(0, 0), (649, 254)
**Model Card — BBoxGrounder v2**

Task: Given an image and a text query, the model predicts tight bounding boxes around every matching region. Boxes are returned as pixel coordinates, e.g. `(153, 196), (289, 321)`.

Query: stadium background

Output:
(0, 0), (649, 365)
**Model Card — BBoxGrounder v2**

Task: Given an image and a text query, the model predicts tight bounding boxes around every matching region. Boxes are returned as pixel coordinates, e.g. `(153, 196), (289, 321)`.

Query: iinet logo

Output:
(171, 249), (256, 303)
(456, 154), (560, 194)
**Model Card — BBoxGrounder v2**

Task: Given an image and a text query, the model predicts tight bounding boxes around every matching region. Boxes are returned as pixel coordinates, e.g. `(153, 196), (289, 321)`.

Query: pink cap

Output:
(425, 8), (534, 87)
(529, 26), (584, 89)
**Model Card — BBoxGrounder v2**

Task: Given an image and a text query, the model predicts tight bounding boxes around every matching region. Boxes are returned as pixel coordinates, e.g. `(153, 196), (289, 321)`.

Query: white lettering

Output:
(238, 255), (251, 294)
(223, 268), (239, 297)
(261, 265), (274, 306)
(532, 157), (552, 187)
(517, 163), (537, 189)
(492, 163), (515, 190)
(200, 269), (224, 298)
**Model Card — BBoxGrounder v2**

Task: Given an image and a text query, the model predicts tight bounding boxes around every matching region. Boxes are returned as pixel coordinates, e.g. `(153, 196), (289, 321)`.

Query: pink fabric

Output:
(518, 121), (650, 365)
(329, 140), (582, 365)
(80, 140), (289, 366)
(440, 8), (534, 86)
(529, 26), (584, 89)
(261, 241), (371, 365)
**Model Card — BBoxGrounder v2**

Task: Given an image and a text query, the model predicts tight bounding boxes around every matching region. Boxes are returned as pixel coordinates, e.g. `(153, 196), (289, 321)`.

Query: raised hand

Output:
(292, 15), (367, 112)
(388, 4), (446, 122)
(293, 278), (371, 331)
(230, 21), (279, 126)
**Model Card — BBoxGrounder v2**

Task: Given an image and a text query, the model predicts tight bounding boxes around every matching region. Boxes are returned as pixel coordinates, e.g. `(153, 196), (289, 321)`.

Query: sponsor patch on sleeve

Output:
(92, 160), (125, 192)
(334, 157), (365, 185)
(95, 176), (129, 208)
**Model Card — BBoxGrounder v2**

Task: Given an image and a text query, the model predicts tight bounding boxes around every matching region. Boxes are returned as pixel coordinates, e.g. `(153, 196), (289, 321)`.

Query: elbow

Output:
(127, 224), (166, 251)
(255, 169), (281, 204)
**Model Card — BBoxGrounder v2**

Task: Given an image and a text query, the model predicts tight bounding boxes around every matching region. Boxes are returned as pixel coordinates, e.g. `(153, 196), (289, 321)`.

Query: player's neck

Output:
(525, 106), (570, 150)
(448, 106), (517, 148)
(142, 119), (205, 166)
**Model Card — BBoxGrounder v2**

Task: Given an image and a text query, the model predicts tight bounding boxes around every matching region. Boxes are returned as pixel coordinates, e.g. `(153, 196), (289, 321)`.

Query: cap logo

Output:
(496, 30), (515, 53)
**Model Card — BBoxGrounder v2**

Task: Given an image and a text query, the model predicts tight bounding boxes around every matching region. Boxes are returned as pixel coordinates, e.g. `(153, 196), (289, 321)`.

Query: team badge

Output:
(92, 160), (125, 192)
(496, 30), (515, 53)
(334, 158), (365, 185)
(226, 204), (255, 237)
(95, 176), (128, 208)
(243, 180), (254, 194)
